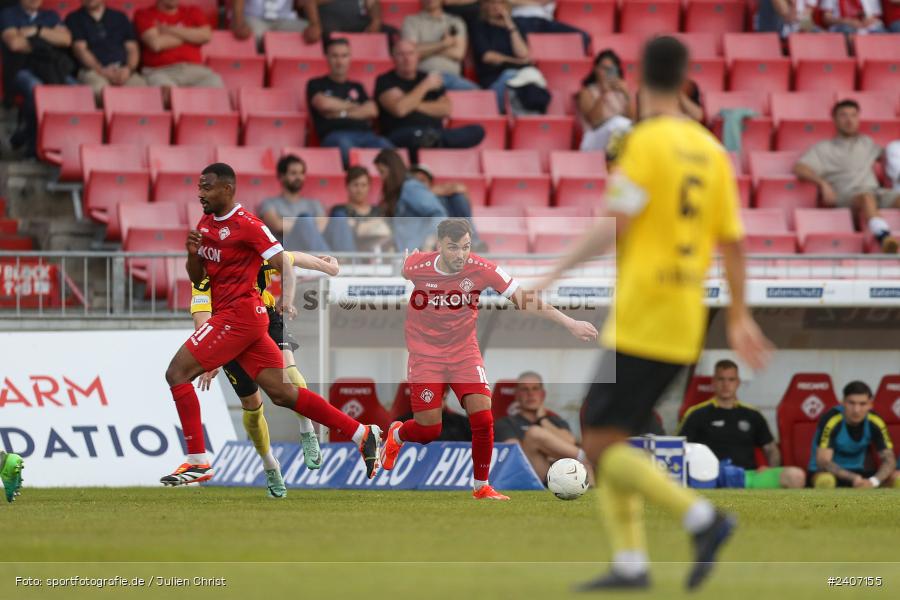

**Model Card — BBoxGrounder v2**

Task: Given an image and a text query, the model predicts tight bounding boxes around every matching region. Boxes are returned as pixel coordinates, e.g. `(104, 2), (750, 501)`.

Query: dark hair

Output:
(277, 154), (306, 177)
(373, 149), (408, 217)
(437, 218), (472, 242)
(582, 48), (623, 87)
(843, 380), (873, 399)
(201, 162), (235, 183)
(641, 36), (688, 93)
(832, 99), (860, 118)
(345, 165), (370, 185)
(324, 37), (350, 53)
(714, 359), (739, 374)
(517, 370), (544, 388)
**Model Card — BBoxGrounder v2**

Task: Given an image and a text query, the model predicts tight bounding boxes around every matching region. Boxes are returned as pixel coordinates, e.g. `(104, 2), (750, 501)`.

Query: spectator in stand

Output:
(307, 37), (393, 168)
(258, 154), (355, 252)
(509, 0), (589, 52)
(471, 0), (531, 113)
(1, 0), (74, 156)
(67, 0), (145, 101)
(886, 140), (900, 192)
(303, 0), (398, 43)
(443, 0), (481, 34)
(328, 166), (393, 252)
(134, 0), (223, 88)
(884, 0), (900, 30)
(809, 380), (899, 489)
(772, 0), (821, 35)
(577, 49), (632, 154)
(402, 0), (478, 91)
(374, 149), (448, 251)
(494, 371), (587, 483)
(230, 0), (309, 44)
(409, 163), (483, 248)
(680, 79), (704, 122)
(820, 0), (887, 33)
(677, 360), (806, 490)
(794, 99), (900, 254)
(375, 40), (484, 160)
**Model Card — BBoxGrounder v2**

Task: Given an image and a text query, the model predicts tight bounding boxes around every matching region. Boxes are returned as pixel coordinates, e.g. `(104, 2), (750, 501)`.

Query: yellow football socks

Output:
(242, 404), (271, 459)
(286, 365), (316, 434)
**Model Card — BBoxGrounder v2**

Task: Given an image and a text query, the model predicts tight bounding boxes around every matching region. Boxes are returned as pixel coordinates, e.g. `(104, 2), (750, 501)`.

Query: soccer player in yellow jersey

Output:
(537, 37), (774, 591)
(192, 250), (340, 498)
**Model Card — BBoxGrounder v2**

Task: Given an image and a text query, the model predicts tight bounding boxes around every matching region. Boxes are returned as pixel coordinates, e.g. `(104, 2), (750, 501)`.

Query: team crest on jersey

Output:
(219, 227), (231, 240)
(738, 420), (751, 432)
(420, 389), (435, 404)
(460, 278), (474, 292)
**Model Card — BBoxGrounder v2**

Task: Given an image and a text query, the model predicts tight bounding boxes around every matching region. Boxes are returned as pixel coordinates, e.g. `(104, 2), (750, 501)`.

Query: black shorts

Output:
(222, 309), (298, 398)
(582, 351), (686, 435)
(810, 469), (875, 488)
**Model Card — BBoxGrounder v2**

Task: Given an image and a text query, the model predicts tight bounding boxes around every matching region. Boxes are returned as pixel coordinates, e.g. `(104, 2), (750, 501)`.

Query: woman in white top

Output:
(576, 49), (634, 154)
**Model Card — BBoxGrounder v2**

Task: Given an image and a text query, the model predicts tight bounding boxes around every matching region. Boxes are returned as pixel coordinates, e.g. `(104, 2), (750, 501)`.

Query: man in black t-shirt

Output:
(306, 37), (393, 167)
(67, 0), (145, 100)
(678, 359), (806, 489)
(375, 39), (484, 160)
(494, 371), (586, 483)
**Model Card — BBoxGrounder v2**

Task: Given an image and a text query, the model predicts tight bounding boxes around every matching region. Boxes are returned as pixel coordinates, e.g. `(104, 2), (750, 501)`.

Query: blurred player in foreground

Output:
(536, 37), (774, 591)
(161, 163), (381, 486)
(1, 451), (24, 502)
(192, 251), (341, 498)
(379, 218), (598, 500)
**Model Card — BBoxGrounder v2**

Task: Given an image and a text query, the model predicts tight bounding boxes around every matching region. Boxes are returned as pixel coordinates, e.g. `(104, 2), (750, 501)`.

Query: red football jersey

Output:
(196, 204), (283, 312)
(403, 251), (520, 358)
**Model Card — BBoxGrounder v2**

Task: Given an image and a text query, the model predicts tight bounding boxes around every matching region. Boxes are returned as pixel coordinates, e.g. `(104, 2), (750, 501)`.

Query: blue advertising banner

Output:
(209, 442), (545, 491)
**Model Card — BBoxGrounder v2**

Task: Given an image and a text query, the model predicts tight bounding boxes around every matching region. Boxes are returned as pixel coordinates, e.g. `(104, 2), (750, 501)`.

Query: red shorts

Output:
(185, 302), (283, 380)
(407, 353), (492, 413)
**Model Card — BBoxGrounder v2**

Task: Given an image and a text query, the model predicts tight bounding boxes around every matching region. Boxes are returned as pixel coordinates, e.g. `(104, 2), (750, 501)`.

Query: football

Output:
(546, 458), (588, 500)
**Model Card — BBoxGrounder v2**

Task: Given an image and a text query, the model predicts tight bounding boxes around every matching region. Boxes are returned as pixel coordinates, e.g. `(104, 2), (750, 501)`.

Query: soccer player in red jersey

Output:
(160, 163), (381, 485)
(379, 219), (599, 499)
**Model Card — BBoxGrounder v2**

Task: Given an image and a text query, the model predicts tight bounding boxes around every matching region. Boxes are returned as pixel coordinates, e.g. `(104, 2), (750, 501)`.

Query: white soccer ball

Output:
(547, 458), (588, 500)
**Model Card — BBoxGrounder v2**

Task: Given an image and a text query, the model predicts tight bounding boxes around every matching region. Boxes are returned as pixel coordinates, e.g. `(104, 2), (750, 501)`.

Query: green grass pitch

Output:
(2, 488), (899, 599)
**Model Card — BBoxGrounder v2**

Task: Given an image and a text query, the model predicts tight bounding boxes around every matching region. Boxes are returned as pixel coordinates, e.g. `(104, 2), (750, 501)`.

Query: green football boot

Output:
(1, 451), (24, 503)
(300, 431), (323, 470)
(265, 462), (287, 499)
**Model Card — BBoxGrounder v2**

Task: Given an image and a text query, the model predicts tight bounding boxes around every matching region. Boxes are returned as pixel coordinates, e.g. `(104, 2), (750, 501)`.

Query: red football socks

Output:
(469, 409), (494, 482)
(294, 387), (360, 437)
(397, 419), (442, 444)
(171, 383), (205, 454)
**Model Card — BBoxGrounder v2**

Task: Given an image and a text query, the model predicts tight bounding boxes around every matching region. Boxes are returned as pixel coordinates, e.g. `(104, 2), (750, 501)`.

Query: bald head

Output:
(393, 40), (419, 78)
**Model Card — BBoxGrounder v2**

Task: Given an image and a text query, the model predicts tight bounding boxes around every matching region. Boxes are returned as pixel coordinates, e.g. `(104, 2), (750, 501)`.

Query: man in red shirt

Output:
(884, 0), (900, 31)
(161, 163), (381, 485)
(133, 0), (222, 88)
(379, 219), (598, 500)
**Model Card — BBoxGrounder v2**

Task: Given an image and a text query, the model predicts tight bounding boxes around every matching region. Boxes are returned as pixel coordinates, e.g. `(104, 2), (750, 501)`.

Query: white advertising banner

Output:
(0, 330), (236, 486)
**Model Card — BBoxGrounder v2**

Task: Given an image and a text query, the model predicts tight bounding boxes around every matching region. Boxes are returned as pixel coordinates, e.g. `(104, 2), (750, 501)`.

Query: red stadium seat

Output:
(107, 0), (154, 19)
(118, 202), (182, 242)
(589, 33), (643, 79)
(777, 373), (839, 468)
(350, 147), (410, 172)
(749, 151), (818, 225)
(873, 375), (900, 457)
(418, 149), (487, 206)
(480, 231), (530, 253)
(619, 0), (681, 37)
(206, 56), (266, 100)
(704, 91), (772, 155)
(684, 0), (746, 33)
(80, 144), (149, 241)
(741, 207), (797, 253)
(834, 92), (898, 121)
(282, 147), (345, 175)
(678, 375), (716, 421)
(382, 0), (419, 28)
(34, 85), (103, 181)
(238, 87), (307, 148)
(527, 33), (586, 60)
(264, 31), (322, 63)
(389, 382), (412, 420)
(771, 92), (833, 124)
(42, 0), (78, 15)
(550, 150), (606, 208)
(774, 120), (833, 152)
(215, 146), (278, 175)
(510, 116), (575, 169)
(858, 120), (900, 150)
(855, 35), (900, 92)
(723, 33), (790, 92)
(170, 88), (239, 146)
(672, 32), (722, 58)
(447, 90), (507, 150)
(525, 207), (593, 252)
(482, 150), (551, 207)
(124, 226), (188, 300)
(556, 0), (616, 37)
(203, 30), (258, 60)
(182, 201), (204, 228)
(795, 208), (865, 254)
(103, 86), (171, 148)
(335, 32), (391, 59)
(327, 378), (391, 441)
(491, 380), (519, 420)
(263, 31), (328, 93)
(472, 205), (526, 235)
(235, 174), (281, 215)
(148, 145), (215, 204)
(787, 33), (855, 93)
(787, 32), (848, 61)
(687, 58), (726, 92)
(347, 59), (393, 95)
(537, 59), (593, 94)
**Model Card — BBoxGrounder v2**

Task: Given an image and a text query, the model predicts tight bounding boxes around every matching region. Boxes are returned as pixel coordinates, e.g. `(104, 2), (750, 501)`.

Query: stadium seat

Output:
(215, 146), (278, 175)
(447, 91), (507, 150)
(678, 375), (716, 421)
(683, 0), (746, 33)
(118, 202), (182, 243)
(482, 150), (551, 207)
(124, 227), (187, 301)
(858, 120), (900, 150)
(749, 151), (818, 225)
(479, 231), (530, 253)
(182, 201), (204, 228)
(418, 149), (487, 206)
(873, 375), (900, 457)
(42, 0), (77, 15)
(267, 53), (328, 92)
(382, 0), (419, 28)
(854, 35), (900, 92)
(206, 56), (266, 100)
(556, 0), (616, 38)
(536, 59), (593, 94)
(588, 33), (643, 79)
(335, 32), (391, 59)
(34, 85), (103, 181)
(788, 33), (855, 93)
(672, 32), (722, 59)
(238, 87), (307, 148)
(687, 58), (726, 92)
(107, 0), (154, 19)
(704, 91), (772, 156)
(149, 145), (215, 204)
(491, 380), (519, 420)
(102, 86), (171, 148)
(527, 33), (586, 60)
(833, 92), (898, 121)
(525, 207), (593, 252)
(235, 174), (281, 214)
(472, 205), (527, 235)
(80, 145), (150, 241)
(169, 88), (239, 146)
(795, 208), (865, 254)
(773, 122), (833, 152)
(347, 58), (393, 96)
(282, 147), (345, 175)
(509, 116), (575, 169)
(389, 381), (412, 420)
(203, 30), (258, 60)
(350, 147), (410, 172)
(741, 207), (797, 253)
(549, 150), (606, 208)
(619, 1), (681, 37)
(776, 373), (839, 468)
(327, 378), (391, 441)
(723, 33), (790, 92)
(770, 93), (834, 151)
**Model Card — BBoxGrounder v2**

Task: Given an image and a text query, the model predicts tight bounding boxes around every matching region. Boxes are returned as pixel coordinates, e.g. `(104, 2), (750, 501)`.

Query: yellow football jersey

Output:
(190, 253), (294, 314)
(600, 116), (744, 365)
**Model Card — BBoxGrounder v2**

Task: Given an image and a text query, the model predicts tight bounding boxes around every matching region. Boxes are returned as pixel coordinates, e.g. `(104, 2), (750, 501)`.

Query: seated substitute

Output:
(678, 359), (806, 489)
(809, 380), (899, 489)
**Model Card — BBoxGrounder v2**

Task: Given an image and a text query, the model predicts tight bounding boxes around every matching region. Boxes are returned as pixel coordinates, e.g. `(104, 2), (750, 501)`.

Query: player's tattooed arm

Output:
(817, 447), (860, 484)
(873, 448), (896, 487)
(185, 230), (206, 285)
(762, 441), (782, 467)
(509, 288), (598, 342)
